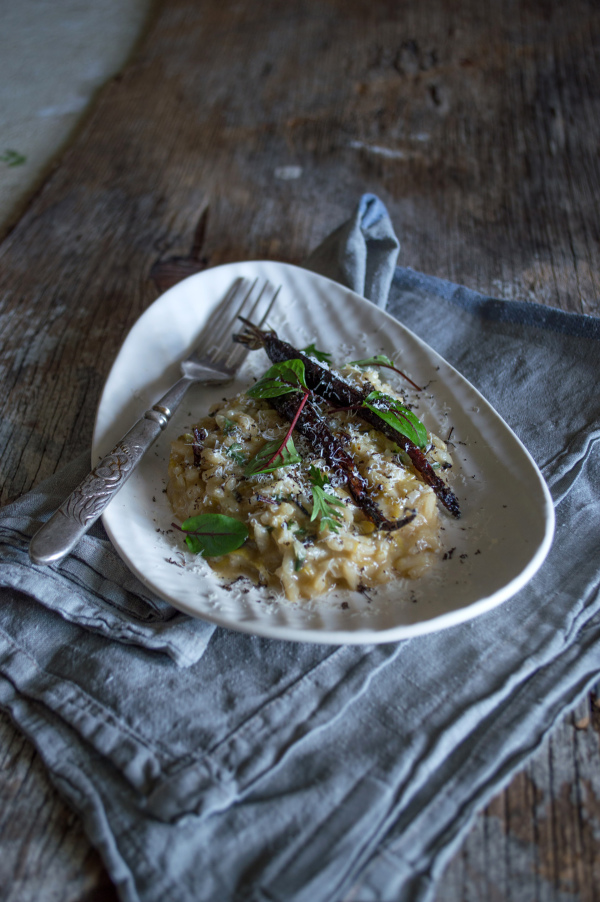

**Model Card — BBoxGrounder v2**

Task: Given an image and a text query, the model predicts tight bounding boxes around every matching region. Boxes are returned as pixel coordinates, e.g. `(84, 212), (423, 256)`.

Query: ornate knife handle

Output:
(29, 389), (185, 566)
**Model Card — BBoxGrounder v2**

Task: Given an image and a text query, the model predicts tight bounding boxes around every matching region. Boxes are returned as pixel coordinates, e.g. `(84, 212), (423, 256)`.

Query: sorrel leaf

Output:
(350, 354), (394, 368)
(302, 342), (332, 363)
(180, 514), (249, 557)
(362, 391), (428, 448)
(247, 359), (308, 399)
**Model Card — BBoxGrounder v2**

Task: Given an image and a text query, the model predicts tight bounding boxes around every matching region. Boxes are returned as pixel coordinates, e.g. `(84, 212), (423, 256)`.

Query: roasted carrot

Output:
(235, 321), (461, 518)
(268, 392), (417, 532)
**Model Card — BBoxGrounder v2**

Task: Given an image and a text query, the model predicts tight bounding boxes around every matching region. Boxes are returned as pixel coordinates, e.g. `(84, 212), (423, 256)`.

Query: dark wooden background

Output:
(1, 0), (599, 898)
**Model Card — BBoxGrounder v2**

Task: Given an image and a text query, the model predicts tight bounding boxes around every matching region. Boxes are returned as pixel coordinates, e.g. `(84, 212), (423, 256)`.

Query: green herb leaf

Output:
(362, 391), (428, 448)
(180, 514), (248, 557)
(309, 467), (345, 532)
(294, 555), (306, 572)
(244, 436), (302, 476)
(247, 359), (308, 399)
(226, 442), (246, 465)
(302, 342), (332, 363)
(222, 417), (237, 435)
(350, 354), (394, 368)
(0, 149), (26, 167)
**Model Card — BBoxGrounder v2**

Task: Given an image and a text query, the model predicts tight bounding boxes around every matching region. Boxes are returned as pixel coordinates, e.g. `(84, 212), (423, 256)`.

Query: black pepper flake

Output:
(358, 584), (372, 602)
(443, 547), (456, 560)
(341, 601), (349, 610)
(166, 557), (185, 568)
(475, 549), (481, 555)
(192, 427), (207, 468)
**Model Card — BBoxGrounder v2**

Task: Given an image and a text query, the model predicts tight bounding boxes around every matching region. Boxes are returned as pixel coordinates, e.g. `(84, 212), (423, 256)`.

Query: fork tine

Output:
(196, 278), (280, 373)
(207, 277), (257, 352)
(220, 282), (280, 369)
(245, 282), (281, 328)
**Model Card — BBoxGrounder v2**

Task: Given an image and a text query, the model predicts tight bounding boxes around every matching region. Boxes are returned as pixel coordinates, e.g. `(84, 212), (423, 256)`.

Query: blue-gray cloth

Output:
(1, 193), (599, 902)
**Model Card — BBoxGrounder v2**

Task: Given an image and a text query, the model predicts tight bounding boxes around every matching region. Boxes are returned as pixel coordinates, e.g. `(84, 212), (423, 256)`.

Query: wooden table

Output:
(1, 1), (599, 898)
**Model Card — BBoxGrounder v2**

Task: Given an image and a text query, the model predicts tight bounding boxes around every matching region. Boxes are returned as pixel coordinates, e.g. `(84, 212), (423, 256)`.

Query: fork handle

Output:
(29, 377), (193, 566)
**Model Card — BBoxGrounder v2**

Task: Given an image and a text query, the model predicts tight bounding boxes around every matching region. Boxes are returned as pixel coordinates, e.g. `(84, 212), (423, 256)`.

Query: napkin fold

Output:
(0, 453), (215, 667)
(1, 195), (599, 902)
(304, 192), (400, 306)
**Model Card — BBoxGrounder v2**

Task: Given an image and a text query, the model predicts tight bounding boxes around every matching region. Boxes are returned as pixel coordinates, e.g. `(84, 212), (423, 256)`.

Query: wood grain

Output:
(1, 0), (599, 899)
(438, 698), (600, 902)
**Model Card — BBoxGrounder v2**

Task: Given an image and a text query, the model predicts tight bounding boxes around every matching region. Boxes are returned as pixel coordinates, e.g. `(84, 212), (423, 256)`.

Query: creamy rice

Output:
(167, 366), (454, 601)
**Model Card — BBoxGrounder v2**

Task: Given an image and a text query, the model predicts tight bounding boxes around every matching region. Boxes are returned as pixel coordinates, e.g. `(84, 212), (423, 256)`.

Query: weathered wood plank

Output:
(1, 0), (599, 899)
(0, 710), (118, 902)
(437, 699), (600, 902)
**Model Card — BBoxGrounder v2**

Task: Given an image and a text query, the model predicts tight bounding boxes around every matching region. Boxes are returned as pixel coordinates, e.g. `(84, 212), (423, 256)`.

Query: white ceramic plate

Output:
(93, 260), (555, 643)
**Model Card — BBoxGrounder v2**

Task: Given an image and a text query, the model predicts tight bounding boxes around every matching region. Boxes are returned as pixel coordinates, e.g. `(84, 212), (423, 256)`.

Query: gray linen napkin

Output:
(304, 193), (400, 307)
(0, 453), (215, 667)
(0, 194), (599, 902)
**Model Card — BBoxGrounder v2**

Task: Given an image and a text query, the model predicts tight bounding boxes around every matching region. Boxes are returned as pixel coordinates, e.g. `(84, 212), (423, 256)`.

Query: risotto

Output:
(167, 363), (455, 602)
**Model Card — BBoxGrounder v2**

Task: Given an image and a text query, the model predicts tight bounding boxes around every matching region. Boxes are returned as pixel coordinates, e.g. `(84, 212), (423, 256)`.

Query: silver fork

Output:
(29, 277), (279, 566)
